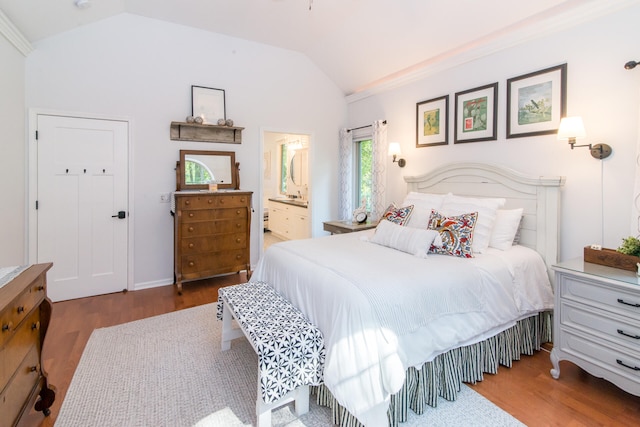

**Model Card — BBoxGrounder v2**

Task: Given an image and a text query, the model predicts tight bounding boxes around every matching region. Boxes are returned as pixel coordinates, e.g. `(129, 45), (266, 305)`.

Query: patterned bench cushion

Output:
(217, 281), (325, 404)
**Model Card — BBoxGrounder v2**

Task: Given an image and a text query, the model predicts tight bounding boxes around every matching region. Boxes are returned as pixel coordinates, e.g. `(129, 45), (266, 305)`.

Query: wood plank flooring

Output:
(23, 273), (639, 427)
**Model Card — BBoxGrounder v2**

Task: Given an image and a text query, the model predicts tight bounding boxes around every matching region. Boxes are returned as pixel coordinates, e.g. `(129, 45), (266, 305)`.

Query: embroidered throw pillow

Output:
(440, 194), (505, 254)
(427, 210), (478, 258)
(380, 203), (414, 226)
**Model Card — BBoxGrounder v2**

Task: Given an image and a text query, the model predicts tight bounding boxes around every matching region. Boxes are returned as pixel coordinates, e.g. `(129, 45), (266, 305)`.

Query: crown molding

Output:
(0, 8), (33, 56)
(346, 0), (640, 104)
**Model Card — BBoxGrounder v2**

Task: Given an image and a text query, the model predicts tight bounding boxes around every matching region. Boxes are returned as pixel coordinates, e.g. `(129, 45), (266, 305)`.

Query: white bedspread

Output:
(251, 231), (553, 427)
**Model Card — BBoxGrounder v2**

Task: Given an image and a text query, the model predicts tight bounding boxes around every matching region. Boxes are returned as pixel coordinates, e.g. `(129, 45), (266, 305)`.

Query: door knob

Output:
(112, 211), (126, 219)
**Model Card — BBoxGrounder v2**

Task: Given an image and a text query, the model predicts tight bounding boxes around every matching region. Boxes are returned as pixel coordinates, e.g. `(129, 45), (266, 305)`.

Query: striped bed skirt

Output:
(313, 311), (552, 427)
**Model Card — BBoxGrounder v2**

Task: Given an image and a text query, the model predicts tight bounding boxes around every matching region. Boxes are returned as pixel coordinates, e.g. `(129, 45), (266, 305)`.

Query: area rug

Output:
(55, 303), (526, 427)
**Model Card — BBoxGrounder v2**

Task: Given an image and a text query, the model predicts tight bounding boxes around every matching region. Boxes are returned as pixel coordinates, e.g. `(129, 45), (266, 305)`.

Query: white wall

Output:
(25, 14), (346, 288)
(348, 6), (640, 262)
(0, 34), (26, 266)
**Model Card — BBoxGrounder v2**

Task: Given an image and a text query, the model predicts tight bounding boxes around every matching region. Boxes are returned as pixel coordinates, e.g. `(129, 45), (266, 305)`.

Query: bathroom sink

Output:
(269, 197), (308, 208)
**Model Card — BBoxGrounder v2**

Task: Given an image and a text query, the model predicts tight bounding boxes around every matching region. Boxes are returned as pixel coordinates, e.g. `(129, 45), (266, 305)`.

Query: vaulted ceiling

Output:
(0, 0), (636, 96)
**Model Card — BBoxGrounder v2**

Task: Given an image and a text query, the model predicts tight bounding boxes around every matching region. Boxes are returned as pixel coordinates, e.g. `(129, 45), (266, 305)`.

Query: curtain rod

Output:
(347, 120), (387, 132)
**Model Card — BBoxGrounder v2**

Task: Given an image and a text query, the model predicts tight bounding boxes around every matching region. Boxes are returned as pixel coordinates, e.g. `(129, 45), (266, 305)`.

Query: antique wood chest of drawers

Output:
(174, 191), (252, 293)
(0, 263), (55, 427)
(551, 258), (640, 396)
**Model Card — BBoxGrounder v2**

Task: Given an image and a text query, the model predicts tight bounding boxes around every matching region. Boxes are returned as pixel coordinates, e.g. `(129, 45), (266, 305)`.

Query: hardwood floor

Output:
(24, 273), (639, 427)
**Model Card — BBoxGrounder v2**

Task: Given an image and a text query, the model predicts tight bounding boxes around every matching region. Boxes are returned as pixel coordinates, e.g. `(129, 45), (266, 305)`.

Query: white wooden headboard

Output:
(404, 162), (566, 278)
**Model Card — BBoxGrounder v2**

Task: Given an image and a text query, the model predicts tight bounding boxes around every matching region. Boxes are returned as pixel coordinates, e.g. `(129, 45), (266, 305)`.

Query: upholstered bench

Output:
(217, 281), (325, 426)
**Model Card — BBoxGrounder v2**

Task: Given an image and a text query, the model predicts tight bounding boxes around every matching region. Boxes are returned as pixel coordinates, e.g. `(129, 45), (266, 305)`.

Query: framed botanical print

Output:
(454, 83), (498, 144)
(191, 85), (226, 124)
(416, 95), (449, 147)
(506, 64), (567, 139)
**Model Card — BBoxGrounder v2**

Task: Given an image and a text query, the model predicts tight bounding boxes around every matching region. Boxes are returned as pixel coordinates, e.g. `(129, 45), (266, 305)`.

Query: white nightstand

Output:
(551, 258), (640, 397)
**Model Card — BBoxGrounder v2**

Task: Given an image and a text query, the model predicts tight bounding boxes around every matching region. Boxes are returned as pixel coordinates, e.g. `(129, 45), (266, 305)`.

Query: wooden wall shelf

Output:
(170, 121), (243, 144)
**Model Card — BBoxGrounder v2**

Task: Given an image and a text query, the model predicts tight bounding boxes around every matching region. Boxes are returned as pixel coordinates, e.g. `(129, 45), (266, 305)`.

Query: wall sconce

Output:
(388, 142), (406, 167)
(557, 116), (612, 160)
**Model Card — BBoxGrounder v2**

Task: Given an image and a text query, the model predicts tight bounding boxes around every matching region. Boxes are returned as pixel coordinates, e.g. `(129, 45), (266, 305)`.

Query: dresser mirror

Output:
(178, 149), (238, 190)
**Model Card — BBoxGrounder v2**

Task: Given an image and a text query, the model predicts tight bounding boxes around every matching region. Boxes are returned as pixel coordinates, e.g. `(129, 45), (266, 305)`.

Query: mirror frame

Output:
(178, 149), (238, 191)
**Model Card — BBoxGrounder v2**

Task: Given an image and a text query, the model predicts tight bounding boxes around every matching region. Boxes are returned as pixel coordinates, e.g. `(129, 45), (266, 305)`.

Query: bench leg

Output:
(220, 302), (244, 350)
(294, 385), (309, 416)
(255, 383), (310, 426)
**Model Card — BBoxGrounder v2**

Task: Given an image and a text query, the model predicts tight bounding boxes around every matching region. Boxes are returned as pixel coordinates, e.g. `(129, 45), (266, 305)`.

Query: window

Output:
(354, 138), (373, 213)
(184, 159), (213, 185)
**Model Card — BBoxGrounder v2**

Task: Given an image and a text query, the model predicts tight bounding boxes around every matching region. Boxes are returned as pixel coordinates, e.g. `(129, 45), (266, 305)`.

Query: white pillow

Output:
(489, 208), (524, 250)
(440, 194), (506, 253)
(369, 219), (442, 258)
(401, 192), (447, 229)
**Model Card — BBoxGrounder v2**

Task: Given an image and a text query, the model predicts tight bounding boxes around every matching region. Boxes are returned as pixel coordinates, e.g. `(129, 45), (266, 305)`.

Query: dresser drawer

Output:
(0, 278), (45, 349)
(559, 274), (640, 320)
(561, 301), (640, 351)
(181, 249), (249, 275)
(181, 220), (247, 236)
(0, 344), (40, 427)
(180, 208), (247, 222)
(0, 309), (41, 389)
(178, 194), (250, 210)
(180, 233), (248, 253)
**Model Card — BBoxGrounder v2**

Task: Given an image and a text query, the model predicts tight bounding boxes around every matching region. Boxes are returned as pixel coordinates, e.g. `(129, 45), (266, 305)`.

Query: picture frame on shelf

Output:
(454, 83), (498, 144)
(191, 85), (226, 124)
(416, 95), (449, 147)
(506, 63), (567, 139)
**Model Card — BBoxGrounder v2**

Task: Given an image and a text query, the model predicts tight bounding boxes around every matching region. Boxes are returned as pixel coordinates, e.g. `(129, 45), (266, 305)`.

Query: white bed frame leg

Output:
(220, 302), (243, 351)
(255, 384), (310, 426)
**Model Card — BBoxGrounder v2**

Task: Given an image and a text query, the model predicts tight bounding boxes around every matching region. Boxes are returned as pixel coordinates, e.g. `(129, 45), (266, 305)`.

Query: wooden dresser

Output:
(551, 258), (640, 397)
(174, 191), (252, 293)
(0, 263), (55, 427)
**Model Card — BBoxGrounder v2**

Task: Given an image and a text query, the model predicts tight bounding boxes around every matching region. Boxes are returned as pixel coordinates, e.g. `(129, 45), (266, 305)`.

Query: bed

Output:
(250, 162), (565, 427)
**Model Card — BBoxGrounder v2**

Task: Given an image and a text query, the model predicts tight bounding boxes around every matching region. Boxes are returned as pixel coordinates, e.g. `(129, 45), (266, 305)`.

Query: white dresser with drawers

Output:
(551, 258), (640, 396)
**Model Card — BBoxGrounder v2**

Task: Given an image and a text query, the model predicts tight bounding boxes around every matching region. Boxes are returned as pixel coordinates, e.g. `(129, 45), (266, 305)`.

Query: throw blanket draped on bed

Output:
(251, 231), (553, 427)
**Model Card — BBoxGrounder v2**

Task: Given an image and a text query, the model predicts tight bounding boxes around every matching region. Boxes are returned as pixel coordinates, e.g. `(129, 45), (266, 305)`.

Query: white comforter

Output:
(251, 231), (553, 427)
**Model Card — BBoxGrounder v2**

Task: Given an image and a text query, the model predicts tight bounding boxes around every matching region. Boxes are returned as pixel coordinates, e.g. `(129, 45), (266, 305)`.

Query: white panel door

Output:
(36, 115), (128, 301)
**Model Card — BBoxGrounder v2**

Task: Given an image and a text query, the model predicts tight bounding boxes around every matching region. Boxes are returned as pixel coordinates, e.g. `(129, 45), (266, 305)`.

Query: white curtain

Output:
(338, 128), (353, 220)
(370, 120), (388, 220)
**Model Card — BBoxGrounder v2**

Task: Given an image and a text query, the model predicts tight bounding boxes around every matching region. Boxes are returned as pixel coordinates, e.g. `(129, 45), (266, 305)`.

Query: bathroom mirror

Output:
(287, 148), (308, 188)
(290, 153), (301, 186)
(178, 149), (237, 190)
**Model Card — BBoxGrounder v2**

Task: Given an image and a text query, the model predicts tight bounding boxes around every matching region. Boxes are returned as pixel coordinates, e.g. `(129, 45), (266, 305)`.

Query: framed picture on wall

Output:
(416, 95), (449, 147)
(506, 63), (567, 139)
(454, 82), (498, 144)
(191, 85), (226, 124)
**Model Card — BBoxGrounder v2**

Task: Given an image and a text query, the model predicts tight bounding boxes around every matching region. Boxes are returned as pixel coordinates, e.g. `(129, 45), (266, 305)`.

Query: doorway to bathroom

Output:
(262, 131), (311, 252)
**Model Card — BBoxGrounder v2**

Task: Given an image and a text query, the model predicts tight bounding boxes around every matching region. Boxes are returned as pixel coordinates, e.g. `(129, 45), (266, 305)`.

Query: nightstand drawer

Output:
(561, 301), (640, 351)
(559, 274), (640, 319)
(561, 331), (640, 385)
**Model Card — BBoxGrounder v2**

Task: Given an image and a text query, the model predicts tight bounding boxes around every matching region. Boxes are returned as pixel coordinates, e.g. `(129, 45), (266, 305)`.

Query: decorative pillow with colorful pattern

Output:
(380, 203), (414, 226)
(427, 210), (478, 258)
